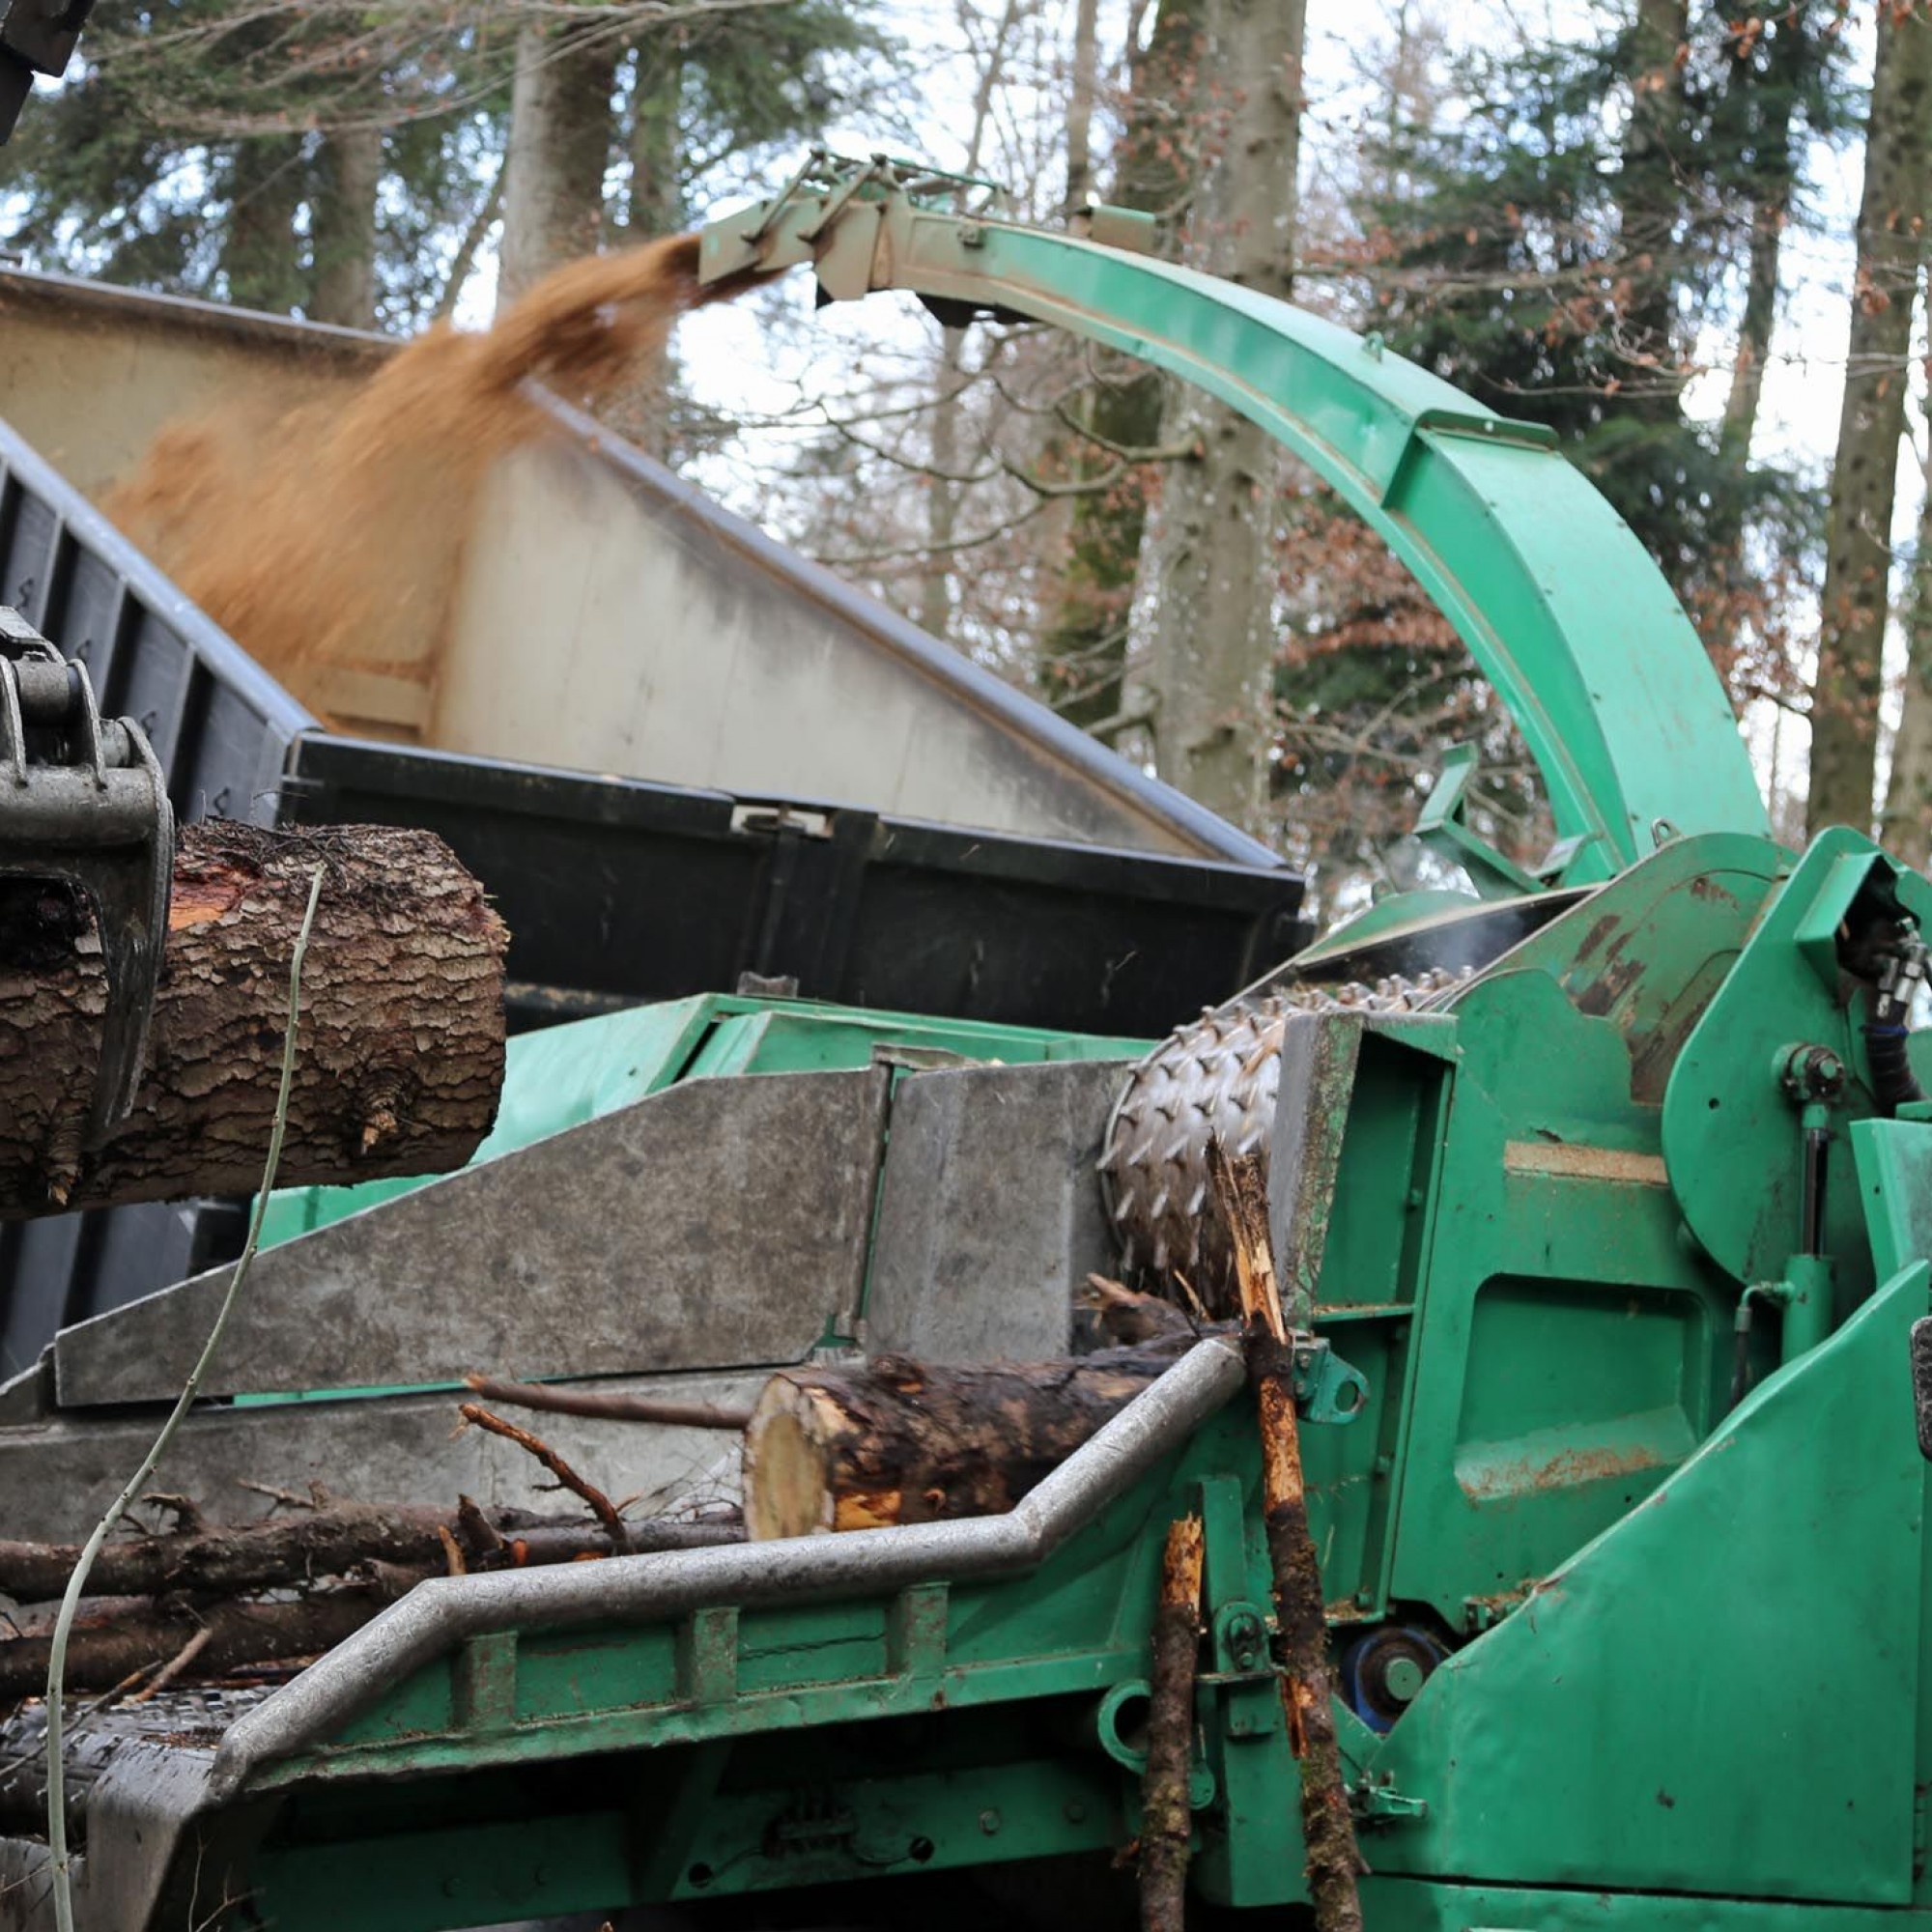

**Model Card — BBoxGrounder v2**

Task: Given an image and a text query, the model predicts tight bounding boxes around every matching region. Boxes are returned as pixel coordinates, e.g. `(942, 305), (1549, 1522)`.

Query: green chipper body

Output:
(8, 158), (1932, 1931)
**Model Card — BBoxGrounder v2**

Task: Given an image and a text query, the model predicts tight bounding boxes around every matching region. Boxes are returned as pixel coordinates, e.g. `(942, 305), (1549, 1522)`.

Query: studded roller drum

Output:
(1099, 970), (1464, 1311)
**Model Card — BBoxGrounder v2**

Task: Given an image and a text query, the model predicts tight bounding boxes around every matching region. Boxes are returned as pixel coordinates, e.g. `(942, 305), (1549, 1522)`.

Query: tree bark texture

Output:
(1209, 1142), (1363, 1930)
(1039, 0), (1203, 731)
(1133, 0), (1306, 831)
(1139, 1512), (1205, 1932)
(1615, 0), (1692, 413)
(0, 1589), (386, 1700)
(1881, 394), (1932, 853)
(0, 822), (506, 1216)
(1717, 5), (1814, 486)
(310, 126), (384, 330)
(1810, 0), (1932, 835)
(0, 1500), (740, 1605)
(741, 1341), (1192, 1540)
(497, 15), (622, 308)
(1066, 0), (1104, 211)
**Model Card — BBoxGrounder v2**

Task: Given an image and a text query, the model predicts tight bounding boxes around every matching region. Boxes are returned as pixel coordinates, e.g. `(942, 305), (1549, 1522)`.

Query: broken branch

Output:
(456, 1404), (625, 1541)
(463, 1373), (753, 1431)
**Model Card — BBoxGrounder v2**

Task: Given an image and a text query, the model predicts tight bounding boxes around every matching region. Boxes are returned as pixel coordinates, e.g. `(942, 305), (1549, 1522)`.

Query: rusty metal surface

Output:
(1268, 1014), (1369, 1330)
(865, 1059), (1127, 1362)
(51, 1068), (890, 1407)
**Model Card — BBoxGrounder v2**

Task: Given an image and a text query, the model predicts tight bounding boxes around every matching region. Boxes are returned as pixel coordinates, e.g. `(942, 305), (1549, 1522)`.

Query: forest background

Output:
(2, 0), (1928, 918)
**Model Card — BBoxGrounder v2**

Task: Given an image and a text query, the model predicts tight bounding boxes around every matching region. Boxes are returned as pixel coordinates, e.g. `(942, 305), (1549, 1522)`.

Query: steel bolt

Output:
(1223, 1610), (1265, 1666)
(1065, 1802), (1087, 1824)
(980, 1809), (1002, 1835)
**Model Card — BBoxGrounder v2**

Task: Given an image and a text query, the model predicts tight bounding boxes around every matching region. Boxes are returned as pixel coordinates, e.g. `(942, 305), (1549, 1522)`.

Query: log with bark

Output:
(0, 1497), (741, 1605)
(1140, 1512), (1206, 1932)
(742, 1337), (1199, 1541)
(0, 1589), (391, 1701)
(0, 1497), (744, 1698)
(0, 821), (508, 1214)
(1209, 1140), (1365, 1931)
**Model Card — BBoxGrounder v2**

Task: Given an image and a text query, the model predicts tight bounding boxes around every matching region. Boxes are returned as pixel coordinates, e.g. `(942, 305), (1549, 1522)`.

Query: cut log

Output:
(0, 1588), (388, 1700)
(0, 821), (507, 1215)
(0, 1499), (742, 1604)
(742, 1340), (1191, 1541)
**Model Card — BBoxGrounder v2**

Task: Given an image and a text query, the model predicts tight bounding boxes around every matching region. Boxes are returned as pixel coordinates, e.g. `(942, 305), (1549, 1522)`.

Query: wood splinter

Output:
(1139, 1511), (1206, 1932)
(1207, 1137), (1367, 1932)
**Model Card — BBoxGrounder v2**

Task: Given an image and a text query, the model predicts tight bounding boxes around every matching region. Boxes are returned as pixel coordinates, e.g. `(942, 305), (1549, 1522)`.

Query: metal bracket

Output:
(0, 607), (174, 1140)
(1352, 1772), (1429, 1825)
(1412, 745), (1544, 901)
(1291, 1335), (1369, 1426)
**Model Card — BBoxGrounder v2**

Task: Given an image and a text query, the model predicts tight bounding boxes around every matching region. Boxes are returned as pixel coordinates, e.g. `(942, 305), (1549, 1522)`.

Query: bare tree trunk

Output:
(310, 126), (384, 330)
(1039, 0), (1204, 730)
(628, 43), (683, 236)
(600, 42), (687, 455)
(1881, 392), (1932, 853)
(1065, 0), (1103, 209)
(913, 0), (1019, 639)
(1810, 0), (1932, 835)
(0, 824), (505, 1215)
(1717, 9), (1811, 479)
(920, 331), (967, 639)
(1138, 1513), (1205, 1931)
(497, 14), (621, 308)
(221, 135), (308, 314)
(1130, 0), (1305, 829)
(0, 1501), (734, 1603)
(1615, 0), (1691, 412)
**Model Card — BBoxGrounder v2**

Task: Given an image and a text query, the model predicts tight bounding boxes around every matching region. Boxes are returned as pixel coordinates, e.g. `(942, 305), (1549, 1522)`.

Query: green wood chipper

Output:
(4, 154), (1931, 1931)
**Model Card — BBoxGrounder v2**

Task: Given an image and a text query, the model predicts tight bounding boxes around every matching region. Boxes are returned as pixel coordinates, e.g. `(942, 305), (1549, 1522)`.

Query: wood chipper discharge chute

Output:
(4, 153), (1932, 1932)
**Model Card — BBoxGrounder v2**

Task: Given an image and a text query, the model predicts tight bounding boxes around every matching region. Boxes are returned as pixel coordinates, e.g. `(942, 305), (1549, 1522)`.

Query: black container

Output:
(0, 414), (1307, 1373)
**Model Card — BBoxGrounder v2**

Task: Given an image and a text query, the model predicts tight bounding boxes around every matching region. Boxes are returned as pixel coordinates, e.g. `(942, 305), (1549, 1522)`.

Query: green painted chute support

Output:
(699, 157), (1771, 883)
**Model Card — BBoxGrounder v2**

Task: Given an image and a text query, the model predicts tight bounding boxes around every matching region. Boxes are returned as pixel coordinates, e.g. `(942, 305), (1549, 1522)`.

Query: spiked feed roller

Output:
(1099, 971), (1466, 1308)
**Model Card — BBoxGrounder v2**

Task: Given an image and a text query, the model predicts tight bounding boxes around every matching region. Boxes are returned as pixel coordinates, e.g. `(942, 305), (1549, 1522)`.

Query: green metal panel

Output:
(1378, 968), (1736, 1628)
(1662, 830), (1932, 1298)
(1359, 1880), (1932, 1929)
(258, 996), (718, 1245)
(261, 995), (1147, 1247)
(1362, 1258), (1928, 1903)
(229, 1403), (1321, 1923)
(178, 835), (1932, 1930)
(704, 184), (1770, 876)
(1852, 1117), (1932, 1279)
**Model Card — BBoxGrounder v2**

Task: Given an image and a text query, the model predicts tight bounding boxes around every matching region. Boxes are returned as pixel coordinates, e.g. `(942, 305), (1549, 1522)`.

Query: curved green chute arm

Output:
(700, 172), (1769, 880)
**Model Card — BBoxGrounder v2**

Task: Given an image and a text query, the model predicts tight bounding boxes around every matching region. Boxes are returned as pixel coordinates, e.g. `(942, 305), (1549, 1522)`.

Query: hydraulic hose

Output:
(1864, 1018), (1923, 1114)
